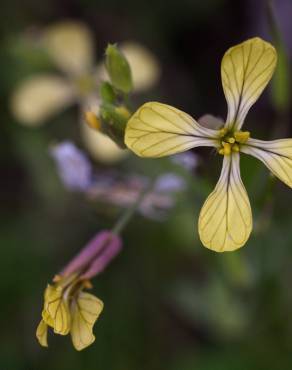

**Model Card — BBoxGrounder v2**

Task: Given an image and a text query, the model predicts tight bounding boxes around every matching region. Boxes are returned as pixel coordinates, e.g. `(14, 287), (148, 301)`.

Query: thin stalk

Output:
(111, 179), (155, 235)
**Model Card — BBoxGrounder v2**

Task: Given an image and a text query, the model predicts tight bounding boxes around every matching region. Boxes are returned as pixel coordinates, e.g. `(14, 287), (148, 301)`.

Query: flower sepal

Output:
(99, 102), (131, 148)
(105, 44), (133, 94)
(99, 81), (117, 104)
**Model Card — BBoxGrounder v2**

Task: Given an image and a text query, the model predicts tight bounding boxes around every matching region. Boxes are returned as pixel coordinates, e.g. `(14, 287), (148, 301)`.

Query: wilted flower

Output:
(125, 37), (292, 252)
(36, 230), (121, 350)
(50, 141), (93, 191)
(11, 21), (160, 163)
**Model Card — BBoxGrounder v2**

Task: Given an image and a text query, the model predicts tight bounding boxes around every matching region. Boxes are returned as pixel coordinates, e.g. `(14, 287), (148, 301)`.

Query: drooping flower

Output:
(11, 21), (160, 163)
(125, 37), (292, 252)
(36, 230), (121, 350)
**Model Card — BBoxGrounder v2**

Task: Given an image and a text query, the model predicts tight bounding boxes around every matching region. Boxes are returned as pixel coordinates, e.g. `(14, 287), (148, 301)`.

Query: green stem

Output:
(111, 179), (155, 235)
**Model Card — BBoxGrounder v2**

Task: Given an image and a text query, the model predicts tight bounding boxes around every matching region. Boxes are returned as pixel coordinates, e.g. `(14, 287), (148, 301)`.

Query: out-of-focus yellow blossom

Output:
(119, 42), (160, 91)
(36, 274), (103, 351)
(44, 21), (94, 77)
(11, 21), (160, 163)
(11, 74), (75, 126)
(125, 37), (292, 252)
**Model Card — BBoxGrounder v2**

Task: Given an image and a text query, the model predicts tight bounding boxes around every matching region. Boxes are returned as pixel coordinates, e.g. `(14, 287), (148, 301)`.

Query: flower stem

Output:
(111, 179), (155, 235)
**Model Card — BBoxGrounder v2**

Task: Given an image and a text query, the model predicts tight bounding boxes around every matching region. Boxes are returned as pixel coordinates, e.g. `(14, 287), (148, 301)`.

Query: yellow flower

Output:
(125, 37), (292, 252)
(36, 274), (103, 351)
(11, 21), (160, 163)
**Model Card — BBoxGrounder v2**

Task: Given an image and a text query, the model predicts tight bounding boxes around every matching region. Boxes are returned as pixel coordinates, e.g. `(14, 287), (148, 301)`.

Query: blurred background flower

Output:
(11, 20), (160, 163)
(50, 141), (93, 191)
(50, 141), (186, 220)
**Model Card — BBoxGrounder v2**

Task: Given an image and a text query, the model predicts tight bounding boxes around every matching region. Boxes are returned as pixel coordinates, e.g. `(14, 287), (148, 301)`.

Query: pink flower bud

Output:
(60, 230), (121, 278)
(81, 235), (122, 279)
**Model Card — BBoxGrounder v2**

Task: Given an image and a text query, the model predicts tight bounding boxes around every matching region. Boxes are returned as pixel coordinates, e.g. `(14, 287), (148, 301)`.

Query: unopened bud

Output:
(81, 235), (122, 279)
(60, 230), (121, 278)
(115, 106), (131, 119)
(105, 44), (133, 94)
(99, 81), (116, 104)
(100, 103), (131, 148)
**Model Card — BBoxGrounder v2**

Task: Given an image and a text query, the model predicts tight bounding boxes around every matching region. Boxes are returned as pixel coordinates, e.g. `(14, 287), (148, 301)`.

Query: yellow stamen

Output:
(218, 148), (225, 155)
(234, 131), (250, 144)
(85, 111), (101, 130)
(232, 143), (240, 152)
(222, 141), (231, 155)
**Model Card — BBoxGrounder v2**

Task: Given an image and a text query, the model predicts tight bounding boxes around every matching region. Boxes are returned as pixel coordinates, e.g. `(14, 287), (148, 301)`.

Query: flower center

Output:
(75, 74), (96, 96)
(218, 128), (250, 156)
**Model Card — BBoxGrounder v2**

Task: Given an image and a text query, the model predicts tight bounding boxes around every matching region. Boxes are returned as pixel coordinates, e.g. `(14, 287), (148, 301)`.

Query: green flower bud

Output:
(105, 44), (133, 94)
(99, 81), (116, 104)
(100, 103), (131, 148)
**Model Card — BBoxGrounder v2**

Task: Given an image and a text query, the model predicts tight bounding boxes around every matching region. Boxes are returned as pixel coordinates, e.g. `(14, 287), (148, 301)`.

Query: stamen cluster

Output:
(218, 128), (250, 156)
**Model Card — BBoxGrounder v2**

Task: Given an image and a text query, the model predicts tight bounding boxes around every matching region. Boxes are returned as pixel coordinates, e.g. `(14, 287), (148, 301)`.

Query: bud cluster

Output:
(84, 44), (133, 148)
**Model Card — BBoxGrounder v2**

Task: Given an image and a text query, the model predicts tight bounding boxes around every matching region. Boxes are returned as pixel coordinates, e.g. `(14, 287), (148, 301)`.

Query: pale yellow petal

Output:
(36, 320), (48, 347)
(11, 75), (74, 126)
(241, 138), (292, 188)
(198, 153), (252, 252)
(42, 309), (54, 328)
(43, 21), (94, 76)
(71, 292), (104, 351)
(125, 102), (219, 158)
(81, 121), (127, 163)
(43, 284), (71, 335)
(221, 37), (277, 130)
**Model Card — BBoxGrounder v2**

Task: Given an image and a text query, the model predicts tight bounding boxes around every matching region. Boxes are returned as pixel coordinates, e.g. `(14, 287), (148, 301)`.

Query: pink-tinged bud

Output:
(60, 230), (121, 278)
(81, 235), (122, 279)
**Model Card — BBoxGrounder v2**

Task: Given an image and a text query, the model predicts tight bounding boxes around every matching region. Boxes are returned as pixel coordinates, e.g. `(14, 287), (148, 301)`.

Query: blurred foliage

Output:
(1, 0), (292, 369)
